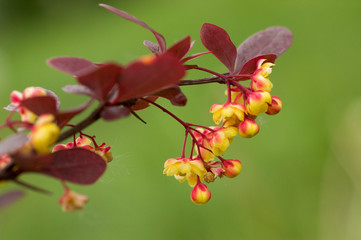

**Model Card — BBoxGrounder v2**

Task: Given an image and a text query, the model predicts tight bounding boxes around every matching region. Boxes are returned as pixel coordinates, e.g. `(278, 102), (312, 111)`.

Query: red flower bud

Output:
(238, 118), (260, 138)
(222, 159), (242, 178)
(190, 182), (211, 205)
(266, 96), (282, 115)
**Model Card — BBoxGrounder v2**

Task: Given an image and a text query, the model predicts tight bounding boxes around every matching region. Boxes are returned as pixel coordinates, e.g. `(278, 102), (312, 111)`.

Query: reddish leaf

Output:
(234, 26), (293, 74)
(116, 54), (185, 103)
(152, 86), (187, 106)
(47, 57), (97, 77)
(0, 190), (25, 210)
(99, 4), (166, 52)
(131, 86), (187, 110)
(166, 36), (191, 60)
(181, 51), (210, 63)
(21, 96), (58, 115)
(16, 148), (106, 185)
(143, 40), (161, 54)
(238, 54), (277, 78)
(0, 134), (28, 155)
(200, 23), (237, 72)
(131, 96), (159, 111)
(56, 100), (93, 128)
(77, 64), (122, 101)
(44, 89), (61, 110)
(62, 84), (95, 98)
(101, 106), (130, 121)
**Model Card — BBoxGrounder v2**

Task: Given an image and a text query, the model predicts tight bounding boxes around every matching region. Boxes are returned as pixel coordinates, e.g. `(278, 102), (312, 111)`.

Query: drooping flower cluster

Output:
(162, 22), (291, 204)
(0, 3), (292, 210)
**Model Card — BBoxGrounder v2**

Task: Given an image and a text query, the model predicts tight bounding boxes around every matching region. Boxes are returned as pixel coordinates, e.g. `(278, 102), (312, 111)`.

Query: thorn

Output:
(130, 109), (147, 124)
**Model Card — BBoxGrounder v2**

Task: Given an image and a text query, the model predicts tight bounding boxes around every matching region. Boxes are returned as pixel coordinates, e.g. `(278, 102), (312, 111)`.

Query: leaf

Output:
(44, 89), (61, 110)
(0, 190), (25, 210)
(47, 57), (97, 77)
(16, 148), (107, 185)
(116, 54), (185, 103)
(131, 86), (187, 111)
(0, 134), (28, 155)
(77, 64), (122, 101)
(152, 86), (187, 106)
(56, 100), (93, 128)
(62, 84), (95, 98)
(181, 51), (210, 63)
(200, 23), (237, 72)
(21, 96), (58, 115)
(99, 4), (166, 52)
(166, 36), (191, 60)
(131, 96), (159, 111)
(234, 26), (293, 74)
(101, 106), (130, 121)
(143, 40), (161, 54)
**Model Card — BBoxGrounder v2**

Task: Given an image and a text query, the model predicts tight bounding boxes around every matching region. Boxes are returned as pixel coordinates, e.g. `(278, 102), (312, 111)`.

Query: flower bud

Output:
(31, 124), (60, 154)
(191, 182), (211, 205)
(238, 118), (260, 138)
(59, 190), (88, 212)
(246, 91), (272, 116)
(222, 159), (242, 178)
(266, 96), (282, 115)
(31, 114), (60, 154)
(210, 103), (245, 126)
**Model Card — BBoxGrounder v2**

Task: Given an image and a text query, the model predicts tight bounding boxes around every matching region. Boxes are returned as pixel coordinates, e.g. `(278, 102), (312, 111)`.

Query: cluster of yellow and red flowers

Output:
(0, 3), (292, 211)
(163, 58), (283, 205)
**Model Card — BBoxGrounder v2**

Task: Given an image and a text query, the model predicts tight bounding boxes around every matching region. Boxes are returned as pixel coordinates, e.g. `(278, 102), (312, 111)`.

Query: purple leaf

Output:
(16, 148), (106, 185)
(166, 36), (191, 60)
(0, 190), (25, 210)
(0, 134), (28, 155)
(99, 4), (166, 52)
(143, 40), (161, 54)
(181, 51), (210, 63)
(200, 23), (237, 72)
(101, 106), (130, 121)
(77, 64), (122, 101)
(152, 86), (187, 106)
(62, 84), (95, 98)
(21, 96), (58, 116)
(116, 54), (185, 103)
(234, 26), (293, 74)
(47, 57), (97, 77)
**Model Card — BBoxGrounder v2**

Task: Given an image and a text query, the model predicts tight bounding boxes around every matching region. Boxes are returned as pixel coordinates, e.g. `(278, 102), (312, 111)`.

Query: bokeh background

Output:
(0, 0), (360, 239)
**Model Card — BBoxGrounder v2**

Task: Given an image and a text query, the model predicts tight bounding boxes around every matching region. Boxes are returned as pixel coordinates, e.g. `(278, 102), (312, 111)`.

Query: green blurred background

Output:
(0, 0), (360, 239)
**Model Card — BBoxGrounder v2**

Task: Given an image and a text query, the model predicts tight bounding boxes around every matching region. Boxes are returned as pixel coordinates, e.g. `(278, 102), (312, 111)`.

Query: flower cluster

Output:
(211, 58), (282, 140)
(0, 3), (292, 211)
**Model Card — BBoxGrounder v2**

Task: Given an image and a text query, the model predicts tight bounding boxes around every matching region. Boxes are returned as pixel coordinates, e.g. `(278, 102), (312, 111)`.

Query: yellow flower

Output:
(193, 126), (238, 160)
(30, 114), (60, 154)
(209, 127), (238, 156)
(163, 158), (207, 187)
(238, 118), (260, 138)
(251, 59), (274, 92)
(246, 91), (272, 116)
(210, 103), (245, 127)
